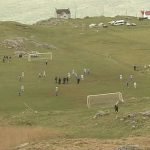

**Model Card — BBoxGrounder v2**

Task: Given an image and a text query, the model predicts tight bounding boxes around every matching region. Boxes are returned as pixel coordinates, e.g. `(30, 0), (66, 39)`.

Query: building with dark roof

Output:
(55, 8), (71, 19)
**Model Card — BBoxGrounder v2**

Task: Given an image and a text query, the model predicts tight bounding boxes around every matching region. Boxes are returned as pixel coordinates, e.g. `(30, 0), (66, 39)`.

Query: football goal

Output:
(28, 52), (52, 62)
(87, 92), (124, 108)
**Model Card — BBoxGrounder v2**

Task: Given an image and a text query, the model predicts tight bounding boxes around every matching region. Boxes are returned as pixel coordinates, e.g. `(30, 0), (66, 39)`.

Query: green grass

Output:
(0, 16), (150, 139)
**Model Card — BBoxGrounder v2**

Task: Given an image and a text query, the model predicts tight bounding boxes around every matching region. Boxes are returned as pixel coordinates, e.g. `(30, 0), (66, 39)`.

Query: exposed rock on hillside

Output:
(0, 37), (57, 50)
(13, 138), (150, 150)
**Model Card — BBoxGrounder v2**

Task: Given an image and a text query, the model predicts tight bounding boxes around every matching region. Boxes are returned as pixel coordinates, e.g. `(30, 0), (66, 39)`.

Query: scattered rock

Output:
(0, 37), (57, 51)
(93, 110), (110, 119)
(139, 111), (150, 117)
(15, 143), (29, 149)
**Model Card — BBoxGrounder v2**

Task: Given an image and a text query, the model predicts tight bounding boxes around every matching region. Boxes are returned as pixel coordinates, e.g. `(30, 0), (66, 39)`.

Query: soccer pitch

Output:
(0, 17), (150, 141)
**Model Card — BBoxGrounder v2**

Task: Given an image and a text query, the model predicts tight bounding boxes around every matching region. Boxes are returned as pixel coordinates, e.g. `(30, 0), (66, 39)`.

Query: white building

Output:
(141, 10), (150, 19)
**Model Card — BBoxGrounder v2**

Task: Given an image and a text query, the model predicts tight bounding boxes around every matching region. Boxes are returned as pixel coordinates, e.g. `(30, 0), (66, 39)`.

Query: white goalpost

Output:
(28, 52), (52, 62)
(87, 92), (124, 108)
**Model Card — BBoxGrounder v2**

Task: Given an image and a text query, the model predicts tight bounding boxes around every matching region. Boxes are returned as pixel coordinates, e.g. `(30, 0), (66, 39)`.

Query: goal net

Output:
(87, 92), (124, 108)
(28, 52), (52, 62)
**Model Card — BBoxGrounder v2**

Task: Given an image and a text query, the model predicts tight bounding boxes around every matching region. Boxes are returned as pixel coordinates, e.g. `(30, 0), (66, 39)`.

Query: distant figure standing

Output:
(72, 69), (75, 75)
(83, 68), (87, 75)
(22, 72), (24, 78)
(133, 65), (137, 71)
(45, 60), (48, 65)
(55, 86), (59, 96)
(114, 103), (119, 113)
(77, 76), (80, 84)
(18, 90), (21, 96)
(55, 76), (58, 83)
(129, 74), (133, 81)
(58, 78), (61, 84)
(144, 65), (147, 69)
(87, 68), (90, 75)
(133, 82), (137, 88)
(119, 74), (123, 80)
(38, 72), (42, 78)
(21, 85), (24, 92)
(126, 81), (129, 88)
(81, 74), (84, 80)
(67, 72), (71, 78)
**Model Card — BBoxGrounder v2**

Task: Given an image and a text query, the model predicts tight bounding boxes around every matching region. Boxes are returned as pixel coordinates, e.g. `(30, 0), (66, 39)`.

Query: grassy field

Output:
(0, 17), (150, 148)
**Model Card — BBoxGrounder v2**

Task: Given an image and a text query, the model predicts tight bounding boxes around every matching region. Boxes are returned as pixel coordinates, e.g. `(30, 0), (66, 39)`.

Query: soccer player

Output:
(22, 72), (24, 78)
(55, 86), (59, 96)
(119, 74), (123, 80)
(133, 65), (137, 71)
(45, 60), (48, 65)
(21, 85), (24, 92)
(67, 72), (71, 78)
(114, 103), (119, 113)
(133, 82), (137, 88)
(81, 74), (84, 80)
(58, 78), (61, 84)
(129, 74), (133, 81)
(83, 68), (87, 75)
(77, 76), (80, 84)
(55, 76), (58, 83)
(38, 73), (42, 78)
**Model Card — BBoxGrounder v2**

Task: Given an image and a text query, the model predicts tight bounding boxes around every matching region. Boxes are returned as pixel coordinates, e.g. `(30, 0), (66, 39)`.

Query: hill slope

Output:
(0, 17), (150, 149)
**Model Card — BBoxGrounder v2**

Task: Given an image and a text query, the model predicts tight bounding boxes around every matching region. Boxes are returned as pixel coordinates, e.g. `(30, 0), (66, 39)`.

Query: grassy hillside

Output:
(0, 17), (150, 142)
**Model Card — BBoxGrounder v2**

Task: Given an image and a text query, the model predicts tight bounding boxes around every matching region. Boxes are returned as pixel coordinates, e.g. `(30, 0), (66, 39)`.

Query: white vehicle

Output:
(131, 23), (136, 26)
(98, 22), (104, 27)
(89, 23), (97, 28)
(126, 22), (131, 26)
(109, 20), (126, 26)
(108, 20), (116, 25)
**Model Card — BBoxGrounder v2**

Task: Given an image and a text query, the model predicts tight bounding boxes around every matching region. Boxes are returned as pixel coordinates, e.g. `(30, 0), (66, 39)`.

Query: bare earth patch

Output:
(0, 126), (62, 150)
(0, 126), (150, 150)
